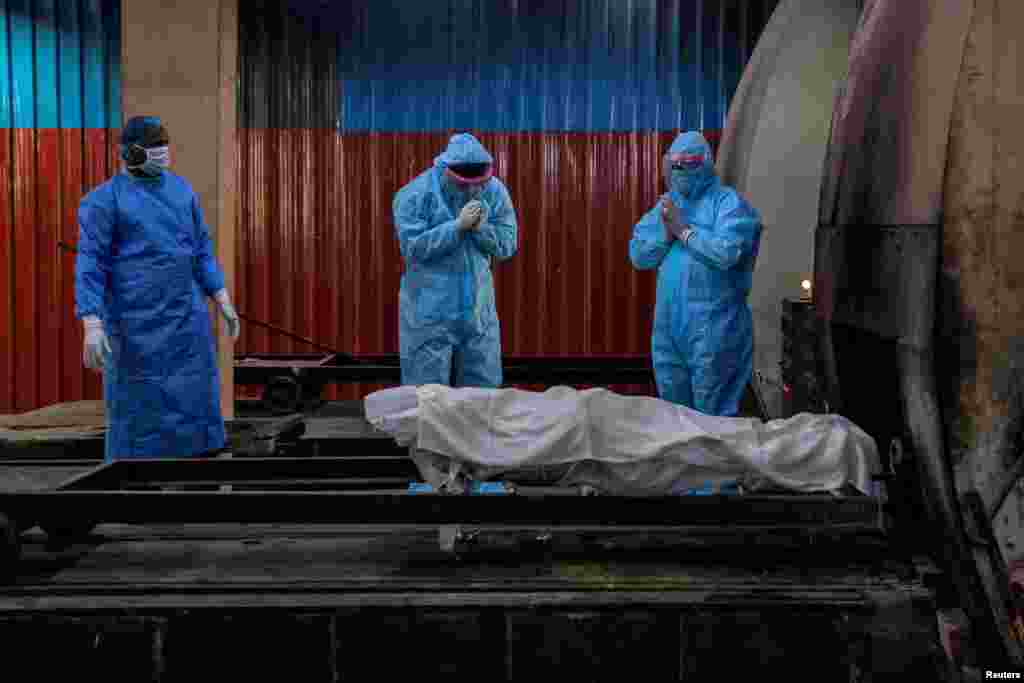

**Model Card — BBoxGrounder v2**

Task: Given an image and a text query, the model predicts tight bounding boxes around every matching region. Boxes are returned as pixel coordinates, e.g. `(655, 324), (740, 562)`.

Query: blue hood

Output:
(663, 131), (716, 200)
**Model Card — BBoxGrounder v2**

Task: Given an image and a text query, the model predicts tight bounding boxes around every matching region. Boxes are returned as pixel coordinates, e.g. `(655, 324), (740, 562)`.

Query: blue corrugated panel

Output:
(34, 1), (56, 127)
(311, 0), (756, 132)
(57, 0), (83, 128)
(103, 0), (120, 125)
(0, 3), (8, 128)
(9, 0), (35, 128)
(0, 0), (121, 412)
(81, 0), (109, 129)
(0, 0), (119, 129)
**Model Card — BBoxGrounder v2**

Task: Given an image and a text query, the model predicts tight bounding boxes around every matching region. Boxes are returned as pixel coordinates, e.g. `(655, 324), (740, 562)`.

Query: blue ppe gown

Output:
(74, 171), (227, 461)
(393, 134), (518, 388)
(629, 132), (762, 417)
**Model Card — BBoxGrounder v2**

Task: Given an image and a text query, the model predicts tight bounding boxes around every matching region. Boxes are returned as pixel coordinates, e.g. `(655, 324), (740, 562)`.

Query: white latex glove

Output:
(660, 194), (683, 236)
(660, 194), (694, 245)
(82, 316), (111, 371)
(214, 290), (241, 340)
(456, 201), (483, 231)
(471, 199), (489, 229)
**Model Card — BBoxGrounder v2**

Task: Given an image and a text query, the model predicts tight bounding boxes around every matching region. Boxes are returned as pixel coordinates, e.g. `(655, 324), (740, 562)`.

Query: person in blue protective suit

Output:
(629, 131), (762, 417)
(74, 115), (241, 461)
(392, 133), (518, 388)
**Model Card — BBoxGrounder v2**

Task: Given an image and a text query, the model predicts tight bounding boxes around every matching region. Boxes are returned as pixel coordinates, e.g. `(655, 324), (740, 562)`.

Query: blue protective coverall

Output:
(629, 132), (762, 417)
(393, 134), (518, 387)
(74, 171), (227, 460)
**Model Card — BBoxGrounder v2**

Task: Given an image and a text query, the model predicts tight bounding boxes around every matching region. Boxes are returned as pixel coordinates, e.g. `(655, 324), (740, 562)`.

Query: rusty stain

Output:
(938, 0), (1024, 472)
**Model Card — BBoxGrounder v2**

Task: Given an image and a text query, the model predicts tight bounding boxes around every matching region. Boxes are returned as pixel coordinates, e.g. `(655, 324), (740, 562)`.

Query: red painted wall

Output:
(0, 129), (119, 413)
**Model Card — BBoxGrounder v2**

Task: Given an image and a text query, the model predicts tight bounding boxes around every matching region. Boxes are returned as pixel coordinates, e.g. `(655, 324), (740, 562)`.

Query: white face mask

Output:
(145, 146), (170, 168)
(129, 145), (170, 176)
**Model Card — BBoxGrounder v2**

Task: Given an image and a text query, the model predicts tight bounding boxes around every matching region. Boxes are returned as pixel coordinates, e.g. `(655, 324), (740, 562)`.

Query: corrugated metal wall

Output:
(0, 0), (121, 413)
(237, 0), (769, 400)
(0, 0), (767, 411)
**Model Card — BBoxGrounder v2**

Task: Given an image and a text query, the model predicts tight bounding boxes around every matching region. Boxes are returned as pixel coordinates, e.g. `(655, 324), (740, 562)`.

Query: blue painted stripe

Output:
(9, 0), (35, 128)
(700, 0), (722, 130)
(104, 0), (120, 126)
(333, 0), (752, 133)
(0, 0), (118, 129)
(35, 0), (57, 128)
(58, 0), (83, 129)
(681, 0), (702, 129)
(0, 0), (11, 129)
(80, 0), (105, 129)
(634, 0), (658, 131)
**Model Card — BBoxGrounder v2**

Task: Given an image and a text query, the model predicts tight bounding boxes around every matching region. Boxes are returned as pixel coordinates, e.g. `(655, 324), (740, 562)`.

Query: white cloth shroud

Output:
(364, 384), (880, 496)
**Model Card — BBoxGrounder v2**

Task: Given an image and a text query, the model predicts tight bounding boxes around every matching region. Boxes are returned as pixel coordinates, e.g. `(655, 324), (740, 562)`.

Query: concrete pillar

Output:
(121, 0), (238, 419)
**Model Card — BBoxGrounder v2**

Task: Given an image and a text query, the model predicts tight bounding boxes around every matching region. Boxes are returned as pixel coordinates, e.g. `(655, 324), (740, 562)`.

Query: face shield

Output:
(443, 162), (493, 201)
(445, 163), (492, 198)
(668, 152), (705, 173)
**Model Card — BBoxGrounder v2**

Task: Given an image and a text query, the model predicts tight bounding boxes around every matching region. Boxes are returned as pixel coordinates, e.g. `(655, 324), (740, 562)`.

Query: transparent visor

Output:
(668, 152), (704, 172)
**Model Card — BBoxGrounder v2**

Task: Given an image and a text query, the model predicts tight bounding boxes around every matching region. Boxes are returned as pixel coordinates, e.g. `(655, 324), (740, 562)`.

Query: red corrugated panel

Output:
(58, 128), (85, 404)
(3, 127), (122, 411)
(237, 129), (721, 398)
(0, 0), (120, 414)
(77, 127), (111, 403)
(276, 128), (295, 355)
(316, 129), (342, 401)
(37, 128), (62, 407)
(13, 127), (37, 411)
(297, 126), (314, 360)
(0, 129), (12, 412)
(236, 129), (374, 400)
(237, 126), (267, 356)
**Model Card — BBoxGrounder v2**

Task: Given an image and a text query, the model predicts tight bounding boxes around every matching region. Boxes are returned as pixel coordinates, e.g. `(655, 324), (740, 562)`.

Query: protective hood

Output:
(663, 131), (716, 200)
(433, 132), (495, 169)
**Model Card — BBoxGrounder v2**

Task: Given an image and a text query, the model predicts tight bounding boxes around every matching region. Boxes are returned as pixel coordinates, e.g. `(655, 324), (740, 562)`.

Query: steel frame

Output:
(0, 358), (867, 578)
(234, 353), (767, 418)
(0, 456), (886, 531)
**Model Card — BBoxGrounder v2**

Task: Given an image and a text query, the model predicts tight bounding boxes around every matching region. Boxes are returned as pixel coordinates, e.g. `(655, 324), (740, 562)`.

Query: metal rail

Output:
(2, 489), (883, 527)
(234, 353), (658, 385)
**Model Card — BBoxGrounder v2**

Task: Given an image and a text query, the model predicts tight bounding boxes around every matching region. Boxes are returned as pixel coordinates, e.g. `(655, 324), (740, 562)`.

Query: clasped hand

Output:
(457, 201), (485, 231)
(660, 194), (695, 244)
